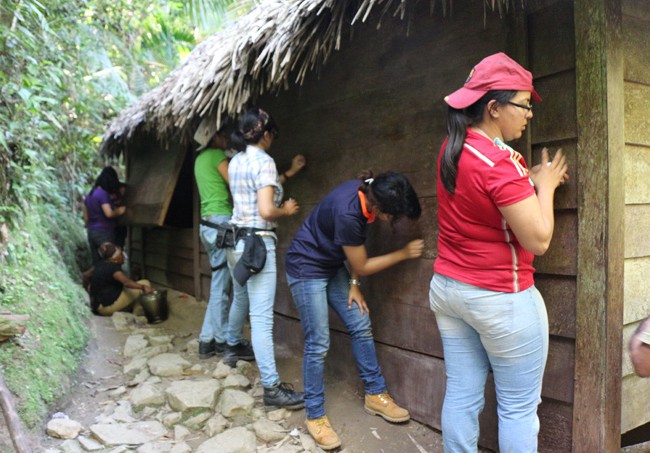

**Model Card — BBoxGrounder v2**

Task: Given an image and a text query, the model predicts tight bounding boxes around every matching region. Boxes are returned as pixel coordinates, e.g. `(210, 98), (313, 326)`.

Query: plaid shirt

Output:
(228, 145), (283, 230)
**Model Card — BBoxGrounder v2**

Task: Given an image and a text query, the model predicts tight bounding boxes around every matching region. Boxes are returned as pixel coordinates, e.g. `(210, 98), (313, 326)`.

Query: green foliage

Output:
(0, 0), (252, 431)
(0, 207), (90, 428)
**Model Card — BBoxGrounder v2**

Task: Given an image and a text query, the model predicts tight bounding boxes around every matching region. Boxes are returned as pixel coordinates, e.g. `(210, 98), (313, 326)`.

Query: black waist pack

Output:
(233, 234), (267, 286)
(200, 219), (237, 248)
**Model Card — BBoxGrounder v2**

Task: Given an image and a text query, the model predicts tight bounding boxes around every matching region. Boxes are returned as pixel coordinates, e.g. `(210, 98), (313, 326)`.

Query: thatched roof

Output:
(101, 0), (514, 157)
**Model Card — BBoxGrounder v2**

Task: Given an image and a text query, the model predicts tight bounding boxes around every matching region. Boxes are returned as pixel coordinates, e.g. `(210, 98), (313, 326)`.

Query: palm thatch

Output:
(100, 0), (515, 157)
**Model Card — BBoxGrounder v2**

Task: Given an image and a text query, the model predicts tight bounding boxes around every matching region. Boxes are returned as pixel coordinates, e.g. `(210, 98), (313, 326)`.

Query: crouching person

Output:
(285, 171), (423, 450)
(88, 242), (152, 316)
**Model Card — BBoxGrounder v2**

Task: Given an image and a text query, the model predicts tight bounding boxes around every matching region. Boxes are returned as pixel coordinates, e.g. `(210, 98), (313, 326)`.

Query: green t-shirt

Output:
(194, 148), (233, 216)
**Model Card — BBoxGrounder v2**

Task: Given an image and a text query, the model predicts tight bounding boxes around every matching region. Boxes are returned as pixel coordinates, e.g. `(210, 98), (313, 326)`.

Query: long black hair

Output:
(358, 170), (421, 222)
(441, 90), (517, 194)
(90, 166), (120, 196)
(231, 106), (279, 151)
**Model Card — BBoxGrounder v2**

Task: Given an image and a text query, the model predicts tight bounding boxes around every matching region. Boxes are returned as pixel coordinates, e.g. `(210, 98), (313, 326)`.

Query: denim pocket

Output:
(464, 292), (514, 337)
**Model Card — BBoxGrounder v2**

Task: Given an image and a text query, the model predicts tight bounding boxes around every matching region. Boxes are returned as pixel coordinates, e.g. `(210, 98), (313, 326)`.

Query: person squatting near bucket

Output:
(429, 52), (569, 452)
(84, 242), (153, 316)
(224, 106), (307, 410)
(284, 171), (423, 450)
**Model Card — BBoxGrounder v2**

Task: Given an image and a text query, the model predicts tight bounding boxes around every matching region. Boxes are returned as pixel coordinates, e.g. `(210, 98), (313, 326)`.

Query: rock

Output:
(90, 421), (168, 446)
(111, 312), (134, 331)
(223, 373), (250, 389)
(112, 400), (136, 423)
(124, 356), (149, 376)
(77, 435), (104, 451)
(58, 439), (83, 453)
(130, 368), (151, 385)
(212, 361), (232, 379)
(165, 379), (221, 412)
(299, 432), (319, 452)
(184, 411), (212, 430)
(253, 418), (287, 442)
(131, 383), (166, 408)
(136, 344), (173, 360)
(147, 353), (191, 377)
(196, 426), (257, 453)
(204, 413), (228, 437)
(218, 388), (255, 418)
(135, 441), (174, 452)
(162, 412), (182, 428)
(149, 335), (173, 346)
(251, 407), (266, 420)
(108, 385), (127, 398)
(124, 334), (149, 357)
(170, 442), (192, 453)
(46, 418), (83, 439)
(174, 424), (191, 441)
(267, 408), (289, 421)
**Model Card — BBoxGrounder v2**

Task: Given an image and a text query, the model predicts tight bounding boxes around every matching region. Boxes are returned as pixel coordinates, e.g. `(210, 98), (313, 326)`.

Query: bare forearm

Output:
(351, 250), (407, 277)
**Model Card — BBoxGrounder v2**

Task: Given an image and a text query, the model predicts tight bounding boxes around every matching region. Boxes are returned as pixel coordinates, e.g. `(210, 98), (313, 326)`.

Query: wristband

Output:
(349, 278), (361, 287)
(282, 172), (290, 180)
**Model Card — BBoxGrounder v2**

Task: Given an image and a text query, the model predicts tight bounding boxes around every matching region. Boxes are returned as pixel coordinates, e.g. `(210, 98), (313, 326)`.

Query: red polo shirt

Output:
(434, 129), (536, 293)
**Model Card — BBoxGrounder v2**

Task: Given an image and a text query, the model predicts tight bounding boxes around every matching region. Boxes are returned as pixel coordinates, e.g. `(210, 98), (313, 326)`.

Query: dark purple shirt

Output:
(286, 179), (367, 279)
(85, 187), (116, 231)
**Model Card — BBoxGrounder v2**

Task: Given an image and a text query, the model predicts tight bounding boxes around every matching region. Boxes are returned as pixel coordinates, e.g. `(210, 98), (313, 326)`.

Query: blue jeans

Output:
(287, 267), (387, 419)
(429, 273), (548, 453)
(226, 234), (279, 387)
(199, 214), (243, 344)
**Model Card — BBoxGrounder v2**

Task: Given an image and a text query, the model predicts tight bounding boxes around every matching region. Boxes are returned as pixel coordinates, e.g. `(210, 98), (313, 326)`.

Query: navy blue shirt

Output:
(286, 179), (368, 278)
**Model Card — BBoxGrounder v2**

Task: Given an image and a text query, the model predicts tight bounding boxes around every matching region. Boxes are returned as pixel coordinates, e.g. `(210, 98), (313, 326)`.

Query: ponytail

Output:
(440, 90), (517, 194)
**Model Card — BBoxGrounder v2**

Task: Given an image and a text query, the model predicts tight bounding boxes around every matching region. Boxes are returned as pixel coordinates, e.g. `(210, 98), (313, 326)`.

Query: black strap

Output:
(211, 261), (227, 271)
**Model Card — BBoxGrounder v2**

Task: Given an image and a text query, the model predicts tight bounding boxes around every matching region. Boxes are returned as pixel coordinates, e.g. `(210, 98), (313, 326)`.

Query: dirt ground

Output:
(19, 290), (461, 452)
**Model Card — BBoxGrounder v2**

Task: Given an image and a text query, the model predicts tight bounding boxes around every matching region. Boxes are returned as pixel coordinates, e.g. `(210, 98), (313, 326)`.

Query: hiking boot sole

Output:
(364, 406), (410, 423)
(313, 438), (341, 450)
(265, 402), (305, 411)
(198, 351), (216, 360)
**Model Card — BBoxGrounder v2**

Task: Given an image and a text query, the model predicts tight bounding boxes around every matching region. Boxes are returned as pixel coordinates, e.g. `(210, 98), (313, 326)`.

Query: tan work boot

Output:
(305, 416), (341, 450)
(364, 393), (410, 423)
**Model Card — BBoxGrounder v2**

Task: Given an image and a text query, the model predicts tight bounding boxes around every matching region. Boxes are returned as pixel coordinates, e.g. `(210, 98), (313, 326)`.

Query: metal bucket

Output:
(139, 289), (168, 324)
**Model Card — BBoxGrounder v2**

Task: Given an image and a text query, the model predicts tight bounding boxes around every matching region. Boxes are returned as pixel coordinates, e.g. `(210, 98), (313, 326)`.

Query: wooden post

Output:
(0, 371), (32, 453)
(573, 0), (624, 451)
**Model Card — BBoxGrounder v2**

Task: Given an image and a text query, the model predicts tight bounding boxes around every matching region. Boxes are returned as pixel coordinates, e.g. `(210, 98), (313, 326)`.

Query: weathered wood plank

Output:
(533, 210), (578, 275)
(623, 13), (650, 85)
(530, 70), (578, 144)
(125, 133), (186, 226)
(625, 204), (650, 258)
(143, 252), (193, 277)
(623, 257), (650, 324)
(622, 374), (650, 433)
(535, 275), (577, 338)
(527, 1), (575, 78)
(573, 0), (625, 449)
(145, 227), (194, 249)
(622, 0), (650, 23)
(625, 83), (650, 148)
(624, 144), (650, 205)
(143, 267), (194, 295)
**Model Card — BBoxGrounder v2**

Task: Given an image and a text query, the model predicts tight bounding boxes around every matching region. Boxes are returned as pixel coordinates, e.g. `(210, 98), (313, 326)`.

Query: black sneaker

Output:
(223, 339), (255, 367)
(263, 382), (305, 410)
(198, 340), (226, 359)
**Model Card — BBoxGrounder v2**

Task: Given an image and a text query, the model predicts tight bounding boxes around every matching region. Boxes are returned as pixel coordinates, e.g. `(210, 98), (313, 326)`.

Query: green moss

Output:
(0, 207), (90, 428)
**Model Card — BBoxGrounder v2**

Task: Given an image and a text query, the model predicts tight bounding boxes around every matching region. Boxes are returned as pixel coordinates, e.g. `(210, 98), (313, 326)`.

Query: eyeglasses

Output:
(508, 101), (533, 112)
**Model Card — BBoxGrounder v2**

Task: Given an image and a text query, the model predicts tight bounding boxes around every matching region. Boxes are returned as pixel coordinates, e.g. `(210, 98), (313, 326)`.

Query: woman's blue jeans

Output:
(198, 214), (242, 345)
(226, 235), (280, 387)
(429, 273), (548, 453)
(287, 267), (387, 419)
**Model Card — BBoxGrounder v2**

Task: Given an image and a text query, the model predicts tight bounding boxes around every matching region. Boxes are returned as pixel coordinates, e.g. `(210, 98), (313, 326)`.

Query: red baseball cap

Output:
(444, 52), (542, 109)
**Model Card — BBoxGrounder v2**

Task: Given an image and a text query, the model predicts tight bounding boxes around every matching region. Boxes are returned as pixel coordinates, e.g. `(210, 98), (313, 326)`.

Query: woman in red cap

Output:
(429, 52), (569, 452)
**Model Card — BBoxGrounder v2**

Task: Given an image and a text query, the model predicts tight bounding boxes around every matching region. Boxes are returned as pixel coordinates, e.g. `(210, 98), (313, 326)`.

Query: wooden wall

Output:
(621, 0), (650, 435)
(259, 0), (575, 450)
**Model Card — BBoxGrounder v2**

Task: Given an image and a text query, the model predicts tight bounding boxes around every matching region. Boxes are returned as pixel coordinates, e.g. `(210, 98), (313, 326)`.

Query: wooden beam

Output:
(573, 0), (625, 450)
(192, 162), (201, 299)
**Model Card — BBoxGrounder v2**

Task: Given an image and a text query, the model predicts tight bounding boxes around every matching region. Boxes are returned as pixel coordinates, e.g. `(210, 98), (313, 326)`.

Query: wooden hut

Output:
(100, 0), (650, 450)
